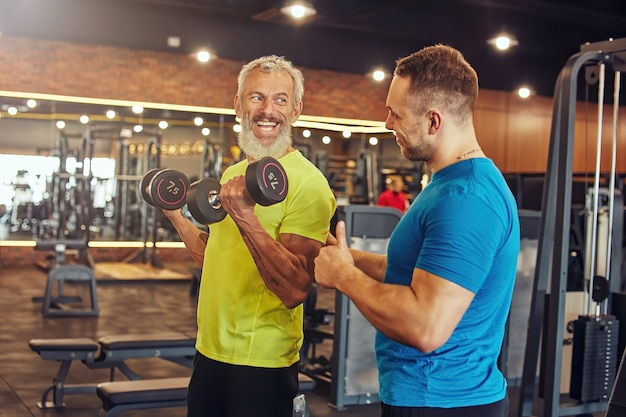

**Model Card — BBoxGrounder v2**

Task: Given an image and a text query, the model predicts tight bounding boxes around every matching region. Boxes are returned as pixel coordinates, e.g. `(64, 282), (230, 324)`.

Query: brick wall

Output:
(0, 36), (390, 122)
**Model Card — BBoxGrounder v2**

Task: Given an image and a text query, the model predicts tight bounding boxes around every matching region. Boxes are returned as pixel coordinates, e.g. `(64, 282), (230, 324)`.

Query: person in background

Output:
(377, 175), (409, 213)
(163, 55), (336, 417)
(314, 44), (520, 417)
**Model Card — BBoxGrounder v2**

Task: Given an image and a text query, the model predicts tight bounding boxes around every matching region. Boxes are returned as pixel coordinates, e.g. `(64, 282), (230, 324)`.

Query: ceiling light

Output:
(322, 136), (331, 145)
(372, 70), (386, 82)
(369, 136), (379, 146)
(302, 129), (311, 138)
(159, 120), (169, 129)
(7, 106), (17, 116)
(202, 127), (211, 136)
(132, 105), (144, 114)
(342, 130), (351, 138)
(133, 124), (143, 133)
(487, 34), (519, 51)
(281, 1), (316, 19)
(517, 86), (533, 99)
(79, 115), (90, 124)
(56, 120), (65, 129)
(193, 116), (204, 126)
(106, 110), (116, 119)
(196, 50), (211, 63)
(167, 36), (181, 48)
(26, 99), (37, 108)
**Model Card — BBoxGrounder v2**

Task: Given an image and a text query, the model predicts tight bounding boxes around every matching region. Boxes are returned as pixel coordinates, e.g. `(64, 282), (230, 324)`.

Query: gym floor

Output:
(0, 264), (605, 417)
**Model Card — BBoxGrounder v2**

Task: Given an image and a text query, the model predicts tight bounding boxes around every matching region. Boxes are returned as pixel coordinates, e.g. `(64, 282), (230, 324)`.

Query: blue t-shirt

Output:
(376, 158), (520, 408)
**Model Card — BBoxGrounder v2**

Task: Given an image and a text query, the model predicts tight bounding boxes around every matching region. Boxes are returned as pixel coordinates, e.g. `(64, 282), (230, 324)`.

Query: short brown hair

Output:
(395, 44), (478, 121)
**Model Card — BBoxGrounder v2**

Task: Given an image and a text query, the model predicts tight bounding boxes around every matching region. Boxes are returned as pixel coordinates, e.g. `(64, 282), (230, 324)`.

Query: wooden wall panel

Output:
(474, 90), (508, 170)
(505, 95), (552, 173)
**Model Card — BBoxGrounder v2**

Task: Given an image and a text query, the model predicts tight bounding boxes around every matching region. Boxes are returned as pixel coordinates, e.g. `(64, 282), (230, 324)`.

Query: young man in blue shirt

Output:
(315, 44), (520, 417)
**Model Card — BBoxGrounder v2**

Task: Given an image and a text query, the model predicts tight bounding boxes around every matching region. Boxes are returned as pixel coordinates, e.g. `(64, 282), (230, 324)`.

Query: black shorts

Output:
(380, 395), (509, 417)
(187, 352), (299, 417)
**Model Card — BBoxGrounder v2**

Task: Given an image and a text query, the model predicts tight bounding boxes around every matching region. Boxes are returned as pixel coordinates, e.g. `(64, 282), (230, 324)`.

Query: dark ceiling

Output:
(1, 0), (626, 98)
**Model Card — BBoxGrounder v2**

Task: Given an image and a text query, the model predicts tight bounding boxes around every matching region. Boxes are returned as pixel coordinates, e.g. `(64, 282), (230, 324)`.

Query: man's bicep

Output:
(280, 233), (324, 267)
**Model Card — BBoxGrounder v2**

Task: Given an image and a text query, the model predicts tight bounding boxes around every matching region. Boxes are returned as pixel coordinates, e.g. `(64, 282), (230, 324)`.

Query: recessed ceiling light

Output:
(281, 1), (316, 19)
(372, 70), (386, 81)
(167, 36), (181, 48)
(517, 87), (533, 98)
(487, 35), (519, 51)
(196, 50), (211, 63)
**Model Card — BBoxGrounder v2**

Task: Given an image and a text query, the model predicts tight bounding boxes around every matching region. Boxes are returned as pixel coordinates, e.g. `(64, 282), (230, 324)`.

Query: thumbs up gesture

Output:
(314, 221), (354, 289)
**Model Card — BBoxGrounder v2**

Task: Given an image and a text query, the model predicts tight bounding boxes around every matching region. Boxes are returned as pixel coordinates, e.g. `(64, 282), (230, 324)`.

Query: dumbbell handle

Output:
(208, 190), (221, 209)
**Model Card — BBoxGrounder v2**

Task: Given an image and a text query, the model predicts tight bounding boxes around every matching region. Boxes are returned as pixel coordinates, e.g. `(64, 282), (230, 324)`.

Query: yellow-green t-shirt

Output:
(196, 150), (336, 368)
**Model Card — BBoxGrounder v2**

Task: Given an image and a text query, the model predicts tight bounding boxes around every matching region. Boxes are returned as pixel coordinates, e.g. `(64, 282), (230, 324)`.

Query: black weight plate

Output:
(187, 178), (227, 224)
(245, 157), (289, 206)
(148, 169), (190, 210)
(141, 168), (161, 206)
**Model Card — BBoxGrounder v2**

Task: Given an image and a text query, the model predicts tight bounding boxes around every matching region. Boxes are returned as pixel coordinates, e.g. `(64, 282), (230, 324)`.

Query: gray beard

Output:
(237, 118), (293, 160)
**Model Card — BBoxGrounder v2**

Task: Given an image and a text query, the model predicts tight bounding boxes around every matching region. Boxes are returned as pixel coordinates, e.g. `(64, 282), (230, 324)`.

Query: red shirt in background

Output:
(377, 190), (408, 213)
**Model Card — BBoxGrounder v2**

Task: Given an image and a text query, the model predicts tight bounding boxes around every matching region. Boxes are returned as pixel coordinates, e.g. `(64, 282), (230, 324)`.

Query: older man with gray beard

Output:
(163, 55), (336, 417)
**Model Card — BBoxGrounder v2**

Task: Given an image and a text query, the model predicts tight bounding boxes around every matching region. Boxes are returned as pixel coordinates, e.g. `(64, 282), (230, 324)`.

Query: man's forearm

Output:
(163, 210), (208, 266)
(350, 249), (387, 282)
(234, 214), (317, 309)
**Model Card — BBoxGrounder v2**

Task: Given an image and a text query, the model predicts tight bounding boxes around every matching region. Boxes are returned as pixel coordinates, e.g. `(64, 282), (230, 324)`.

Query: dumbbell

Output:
(186, 157), (288, 224)
(141, 168), (191, 210)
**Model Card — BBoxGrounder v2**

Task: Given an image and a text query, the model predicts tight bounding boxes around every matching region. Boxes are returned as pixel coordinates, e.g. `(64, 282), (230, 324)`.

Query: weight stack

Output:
(569, 314), (619, 402)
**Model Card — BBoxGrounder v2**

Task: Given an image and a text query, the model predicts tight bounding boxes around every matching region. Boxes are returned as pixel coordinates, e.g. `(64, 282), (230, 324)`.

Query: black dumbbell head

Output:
(148, 169), (190, 210)
(141, 168), (161, 207)
(187, 178), (227, 224)
(245, 157), (289, 206)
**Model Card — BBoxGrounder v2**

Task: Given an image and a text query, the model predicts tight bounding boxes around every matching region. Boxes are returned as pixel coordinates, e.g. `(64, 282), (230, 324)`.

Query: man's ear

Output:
(292, 100), (303, 123)
(234, 95), (241, 118)
(427, 110), (441, 133)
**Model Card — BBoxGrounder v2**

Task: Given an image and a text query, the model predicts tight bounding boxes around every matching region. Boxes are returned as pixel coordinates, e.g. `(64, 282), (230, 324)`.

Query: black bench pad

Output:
(97, 377), (190, 407)
(298, 373), (316, 392)
(97, 372), (314, 407)
(29, 338), (99, 353)
(99, 332), (195, 350)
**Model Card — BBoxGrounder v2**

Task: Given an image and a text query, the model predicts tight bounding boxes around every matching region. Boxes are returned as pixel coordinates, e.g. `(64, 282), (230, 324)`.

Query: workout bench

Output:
(29, 331), (195, 409)
(96, 373), (317, 417)
(32, 240), (98, 317)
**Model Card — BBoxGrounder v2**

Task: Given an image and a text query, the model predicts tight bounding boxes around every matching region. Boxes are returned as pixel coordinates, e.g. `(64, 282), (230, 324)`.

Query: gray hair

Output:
(237, 55), (305, 107)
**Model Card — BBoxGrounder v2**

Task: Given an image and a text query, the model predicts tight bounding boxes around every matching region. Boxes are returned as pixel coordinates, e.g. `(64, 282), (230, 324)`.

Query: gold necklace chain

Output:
(457, 147), (481, 160)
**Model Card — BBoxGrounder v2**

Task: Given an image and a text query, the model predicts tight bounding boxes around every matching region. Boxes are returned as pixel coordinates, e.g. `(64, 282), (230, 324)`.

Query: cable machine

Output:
(517, 38), (626, 417)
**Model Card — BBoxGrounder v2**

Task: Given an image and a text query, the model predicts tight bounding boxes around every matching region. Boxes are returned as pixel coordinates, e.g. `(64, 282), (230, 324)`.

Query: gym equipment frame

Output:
(329, 205), (403, 410)
(517, 38), (626, 417)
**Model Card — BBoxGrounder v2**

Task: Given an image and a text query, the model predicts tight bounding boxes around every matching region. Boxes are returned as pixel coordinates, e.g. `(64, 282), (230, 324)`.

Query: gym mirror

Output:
(0, 92), (397, 244)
